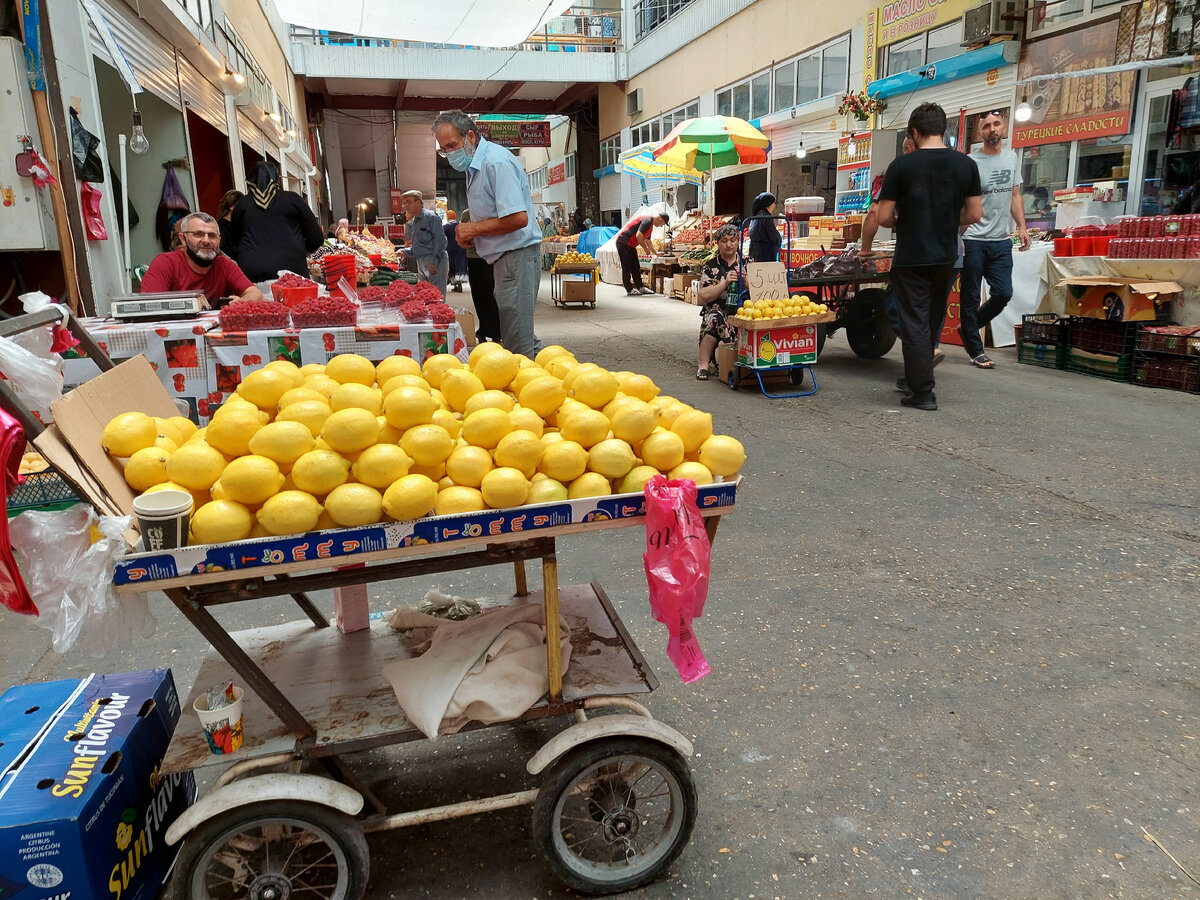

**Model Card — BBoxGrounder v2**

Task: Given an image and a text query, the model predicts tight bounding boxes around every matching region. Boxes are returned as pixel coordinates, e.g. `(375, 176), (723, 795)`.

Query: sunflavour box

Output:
(0, 669), (196, 900)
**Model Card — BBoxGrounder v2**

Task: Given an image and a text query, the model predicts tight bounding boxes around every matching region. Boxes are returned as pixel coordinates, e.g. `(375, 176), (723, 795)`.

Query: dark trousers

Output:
(891, 265), (954, 400)
(466, 256), (502, 343)
(959, 239), (1014, 357)
(886, 270), (956, 344)
(616, 242), (644, 292)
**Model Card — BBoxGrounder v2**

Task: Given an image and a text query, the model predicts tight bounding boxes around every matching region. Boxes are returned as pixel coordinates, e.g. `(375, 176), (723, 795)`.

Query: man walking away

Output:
(402, 190), (449, 296)
(959, 110), (1030, 369)
(873, 103), (982, 411)
(615, 211), (668, 295)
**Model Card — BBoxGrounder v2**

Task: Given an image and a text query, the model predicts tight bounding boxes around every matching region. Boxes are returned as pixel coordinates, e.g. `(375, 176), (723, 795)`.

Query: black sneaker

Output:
(895, 377), (908, 392)
(901, 393), (938, 411)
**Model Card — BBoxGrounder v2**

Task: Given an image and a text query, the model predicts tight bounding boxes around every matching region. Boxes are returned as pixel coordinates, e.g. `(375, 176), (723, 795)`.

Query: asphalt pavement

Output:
(3, 273), (1198, 899)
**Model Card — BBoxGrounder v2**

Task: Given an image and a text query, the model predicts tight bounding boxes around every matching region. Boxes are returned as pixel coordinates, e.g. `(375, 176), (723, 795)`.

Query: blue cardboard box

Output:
(0, 669), (196, 900)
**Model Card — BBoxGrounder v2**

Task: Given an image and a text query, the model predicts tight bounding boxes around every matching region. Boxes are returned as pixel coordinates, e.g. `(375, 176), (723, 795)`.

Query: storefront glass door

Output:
(1136, 91), (1200, 216)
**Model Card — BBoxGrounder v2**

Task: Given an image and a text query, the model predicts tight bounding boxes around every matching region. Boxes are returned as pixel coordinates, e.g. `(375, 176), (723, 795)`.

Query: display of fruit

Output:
(108, 347), (747, 547)
(737, 296), (829, 321)
(357, 286), (386, 303)
(218, 299), (291, 332)
(273, 273), (318, 289)
(552, 251), (595, 270)
(290, 296), (360, 328)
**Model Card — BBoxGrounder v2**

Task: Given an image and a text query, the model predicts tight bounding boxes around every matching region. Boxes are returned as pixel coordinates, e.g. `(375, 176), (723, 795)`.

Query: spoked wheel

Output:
(532, 737), (697, 895)
(171, 800), (369, 900)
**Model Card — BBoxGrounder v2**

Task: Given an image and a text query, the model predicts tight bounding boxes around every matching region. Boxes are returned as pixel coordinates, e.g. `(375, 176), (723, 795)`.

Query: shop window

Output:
(883, 22), (961, 77)
(733, 83), (750, 120)
(796, 55), (821, 104)
(821, 39), (849, 96)
(775, 62), (796, 111)
(687, 102), (699, 118)
(1020, 143), (1070, 213)
(884, 36), (924, 77)
(566, 154), (575, 178)
(600, 136), (620, 167)
(751, 72), (771, 119)
(717, 90), (731, 116)
(926, 22), (963, 64)
(1075, 136), (1132, 189)
(1136, 94), (1200, 215)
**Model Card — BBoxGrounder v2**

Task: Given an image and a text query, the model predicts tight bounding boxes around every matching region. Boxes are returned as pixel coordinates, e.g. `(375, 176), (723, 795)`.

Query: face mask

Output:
(186, 245), (217, 268)
(446, 139), (475, 172)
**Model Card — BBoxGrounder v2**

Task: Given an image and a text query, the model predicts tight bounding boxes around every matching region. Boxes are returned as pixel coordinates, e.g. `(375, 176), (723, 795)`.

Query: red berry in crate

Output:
(358, 286), (386, 303)
(218, 299), (290, 332)
(273, 272), (317, 289)
(290, 296), (359, 328)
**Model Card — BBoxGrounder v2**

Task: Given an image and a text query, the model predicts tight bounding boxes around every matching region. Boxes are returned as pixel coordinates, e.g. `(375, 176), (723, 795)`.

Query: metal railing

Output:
(632, 0), (696, 41)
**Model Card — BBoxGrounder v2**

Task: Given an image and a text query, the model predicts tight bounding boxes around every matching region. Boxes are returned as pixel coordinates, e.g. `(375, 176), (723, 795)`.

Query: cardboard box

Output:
(0, 669), (196, 900)
(716, 342), (737, 383)
(1057, 276), (1180, 322)
(562, 280), (595, 302)
(736, 324), (819, 368)
(684, 285), (700, 305)
(456, 310), (478, 347)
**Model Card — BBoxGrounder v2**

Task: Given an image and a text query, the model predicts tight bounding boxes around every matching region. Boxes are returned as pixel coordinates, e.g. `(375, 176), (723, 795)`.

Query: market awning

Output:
(271, 0), (575, 48)
(868, 41), (1020, 101)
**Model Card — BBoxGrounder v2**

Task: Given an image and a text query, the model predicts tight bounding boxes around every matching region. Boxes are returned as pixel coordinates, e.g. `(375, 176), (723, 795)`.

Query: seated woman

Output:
(694, 224), (742, 380)
(747, 192), (782, 263)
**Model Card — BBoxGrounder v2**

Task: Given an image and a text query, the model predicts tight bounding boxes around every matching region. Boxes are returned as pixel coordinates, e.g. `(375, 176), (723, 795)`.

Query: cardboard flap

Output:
(1056, 275), (1183, 294)
(48, 355), (180, 520)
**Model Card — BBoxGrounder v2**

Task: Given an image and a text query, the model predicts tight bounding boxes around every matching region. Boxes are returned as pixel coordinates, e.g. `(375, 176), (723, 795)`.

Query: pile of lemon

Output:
(737, 296), (829, 321)
(554, 251), (595, 268)
(100, 345), (747, 546)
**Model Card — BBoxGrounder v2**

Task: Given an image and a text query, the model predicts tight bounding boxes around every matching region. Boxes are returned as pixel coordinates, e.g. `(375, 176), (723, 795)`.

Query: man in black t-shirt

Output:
(615, 211), (668, 295)
(875, 103), (982, 411)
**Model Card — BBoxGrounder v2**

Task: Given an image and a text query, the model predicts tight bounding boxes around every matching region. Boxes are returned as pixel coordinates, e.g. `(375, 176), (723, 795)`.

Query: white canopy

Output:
(272, 0), (576, 48)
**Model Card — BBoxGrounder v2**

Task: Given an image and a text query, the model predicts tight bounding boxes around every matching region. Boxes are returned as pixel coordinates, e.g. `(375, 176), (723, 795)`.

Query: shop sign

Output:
(478, 121), (552, 148)
(389, 189), (405, 215)
(863, 8), (878, 92)
(1011, 19), (1136, 149)
(22, 0), (44, 90)
(548, 162), (567, 185)
(878, 0), (975, 46)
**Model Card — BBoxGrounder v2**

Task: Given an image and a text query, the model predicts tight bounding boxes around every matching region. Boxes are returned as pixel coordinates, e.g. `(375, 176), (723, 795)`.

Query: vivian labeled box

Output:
(736, 323), (819, 368)
(1057, 276), (1180, 322)
(0, 669), (196, 900)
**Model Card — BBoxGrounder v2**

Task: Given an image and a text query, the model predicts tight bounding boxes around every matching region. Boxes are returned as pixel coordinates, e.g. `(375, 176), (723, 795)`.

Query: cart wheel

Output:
(727, 369), (739, 390)
(532, 737), (697, 895)
(844, 288), (897, 359)
(789, 367), (806, 386)
(170, 800), (369, 900)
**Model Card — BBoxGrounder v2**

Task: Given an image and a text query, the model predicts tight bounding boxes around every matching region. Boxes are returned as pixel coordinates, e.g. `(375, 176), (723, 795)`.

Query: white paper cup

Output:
(193, 686), (244, 754)
(133, 489), (193, 551)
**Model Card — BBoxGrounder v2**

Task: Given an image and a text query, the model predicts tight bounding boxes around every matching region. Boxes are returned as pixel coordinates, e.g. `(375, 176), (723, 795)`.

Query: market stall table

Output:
(641, 256), (681, 294)
(1037, 255), (1200, 327)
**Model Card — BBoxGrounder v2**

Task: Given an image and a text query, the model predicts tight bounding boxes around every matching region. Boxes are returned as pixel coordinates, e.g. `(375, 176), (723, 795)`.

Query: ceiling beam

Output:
(394, 79), (408, 111)
(484, 81), (525, 113)
(552, 82), (594, 114)
(315, 77), (334, 109)
(308, 94), (564, 114)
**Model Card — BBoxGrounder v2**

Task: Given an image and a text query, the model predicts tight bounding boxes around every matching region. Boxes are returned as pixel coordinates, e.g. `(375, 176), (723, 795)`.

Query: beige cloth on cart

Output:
(384, 602), (571, 739)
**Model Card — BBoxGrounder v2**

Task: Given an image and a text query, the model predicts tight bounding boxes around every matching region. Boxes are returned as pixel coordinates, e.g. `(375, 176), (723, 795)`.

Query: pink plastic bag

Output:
(643, 475), (712, 683)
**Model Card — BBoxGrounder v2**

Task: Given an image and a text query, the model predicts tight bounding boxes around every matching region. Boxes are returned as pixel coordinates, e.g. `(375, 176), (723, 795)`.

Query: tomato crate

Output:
(1022, 313), (1069, 345)
(1065, 347), (1133, 382)
(1135, 326), (1200, 357)
(1068, 318), (1144, 356)
(1132, 353), (1200, 393)
(1017, 339), (1067, 369)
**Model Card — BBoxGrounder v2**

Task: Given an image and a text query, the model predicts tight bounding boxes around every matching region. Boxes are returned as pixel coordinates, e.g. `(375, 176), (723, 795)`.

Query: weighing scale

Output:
(109, 291), (207, 322)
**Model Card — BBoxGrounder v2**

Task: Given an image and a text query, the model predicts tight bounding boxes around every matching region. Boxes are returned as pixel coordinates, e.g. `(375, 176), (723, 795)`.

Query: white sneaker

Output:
(639, 287), (655, 295)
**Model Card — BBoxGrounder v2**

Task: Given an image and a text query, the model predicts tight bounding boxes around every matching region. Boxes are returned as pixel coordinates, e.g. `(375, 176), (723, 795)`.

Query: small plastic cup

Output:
(194, 686), (244, 755)
(1053, 237), (1072, 256)
(1091, 236), (1111, 256)
(133, 490), (193, 551)
(1072, 237), (1093, 256)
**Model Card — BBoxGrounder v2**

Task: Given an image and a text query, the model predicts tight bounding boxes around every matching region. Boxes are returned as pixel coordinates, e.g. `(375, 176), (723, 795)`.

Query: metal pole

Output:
(120, 134), (131, 292)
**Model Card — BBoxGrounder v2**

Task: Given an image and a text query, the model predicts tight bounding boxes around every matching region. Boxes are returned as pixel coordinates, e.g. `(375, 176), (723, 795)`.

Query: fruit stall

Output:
(2, 320), (747, 896)
(549, 251), (599, 308)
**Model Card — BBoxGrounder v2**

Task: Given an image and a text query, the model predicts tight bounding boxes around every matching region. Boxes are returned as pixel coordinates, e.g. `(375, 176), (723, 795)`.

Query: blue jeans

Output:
(492, 242), (543, 358)
(959, 239), (1013, 358)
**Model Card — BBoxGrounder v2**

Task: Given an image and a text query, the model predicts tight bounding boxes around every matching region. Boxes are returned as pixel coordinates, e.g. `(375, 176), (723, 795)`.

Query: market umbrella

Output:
(617, 142), (703, 184)
(652, 116), (771, 171)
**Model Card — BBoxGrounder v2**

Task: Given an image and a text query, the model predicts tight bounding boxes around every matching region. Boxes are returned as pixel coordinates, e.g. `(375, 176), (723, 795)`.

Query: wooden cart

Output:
(550, 262), (599, 308)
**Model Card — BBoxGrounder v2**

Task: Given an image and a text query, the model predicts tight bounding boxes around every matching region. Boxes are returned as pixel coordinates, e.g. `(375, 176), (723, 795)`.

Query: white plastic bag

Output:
(0, 325), (64, 421)
(9, 506), (155, 656)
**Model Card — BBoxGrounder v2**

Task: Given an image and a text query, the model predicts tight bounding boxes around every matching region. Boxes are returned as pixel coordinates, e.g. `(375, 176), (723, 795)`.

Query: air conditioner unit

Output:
(961, 0), (1021, 46)
(626, 88), (644, 116)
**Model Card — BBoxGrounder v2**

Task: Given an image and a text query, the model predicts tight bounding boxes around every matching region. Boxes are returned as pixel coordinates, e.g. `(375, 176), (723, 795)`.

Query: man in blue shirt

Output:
(401, 190), (449, 296)
(432, 111), (544, 358)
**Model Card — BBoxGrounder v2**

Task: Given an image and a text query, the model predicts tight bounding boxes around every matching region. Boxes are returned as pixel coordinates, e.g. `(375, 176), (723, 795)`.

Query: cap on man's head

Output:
(659, 212), (671, 225)
(402, 190), (425, 202)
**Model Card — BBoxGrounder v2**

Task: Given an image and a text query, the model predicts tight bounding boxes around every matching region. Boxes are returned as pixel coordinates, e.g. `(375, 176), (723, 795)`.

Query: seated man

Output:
(139, 212), (264, 305)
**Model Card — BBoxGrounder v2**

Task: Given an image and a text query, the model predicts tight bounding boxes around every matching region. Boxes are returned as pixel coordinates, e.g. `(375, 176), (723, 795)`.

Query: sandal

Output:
(970, 354), (996, 369)
(695, 369), (709, 381)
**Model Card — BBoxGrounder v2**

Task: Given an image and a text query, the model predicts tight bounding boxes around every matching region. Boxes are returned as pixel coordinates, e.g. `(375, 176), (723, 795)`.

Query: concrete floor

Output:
(4, 273), (1198, 899)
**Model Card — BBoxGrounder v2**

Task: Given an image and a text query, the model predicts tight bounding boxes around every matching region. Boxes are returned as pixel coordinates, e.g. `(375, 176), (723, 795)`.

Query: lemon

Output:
(509, 406), (544, 438)
(257, 490), (323, 535)
(653, 397), (689, 428)
(304, 374), (340, 398)
(324, 483), (384, 526)
(381, 374), (432, 398)
(321, 408), (380, 453)
(398, 423), (454, 467)
(377, 417), (403, 444)
(541, 432), (564, 446)
(375, 354), (423, 385)
(237, 368), (292, 411)
(219, 455), (285, 505)
(291, 450), (351, 495)
(153, 417), (185, 446)
(617, 465), (661, 495)
(461, 408), (513, 450)
(382, 473), (438, 520)
(526, 478), (568, 504)
(276, 400), (332, 437)
(191, 500), (254, 543)
(639, 430), (686, 472)
(167, 416), (199, 442)
(352, 444), (414, 488)
(153, 435), (180, 454)
(554, 397), (590, 427)
(429, 389), (449, 411)
(545, 356), (581, 382)
(438, 476), (455, 492)
(534, 345), (574, 368)
(432, 409), (462, 439)
(670, 409), (714, 453)
(250, 522), (273, 538)
(264, 359), (305, 388)
(248, 421), (316, 466)
(569, 367), (620, 409)
(409, 460), (446, 481)
(698, 435), (746, 477)
(440, 368), (486, 413)
(464, 389), (514, 416)
(330, 382), (383, 415)
(445, 445), (494, 488)
(538, 440), (588, 483)
(144, 480), (192, 496)
(480, 467), (529, 509)
(473, 348), (520, 390)
(602, 393), (636, 419)
(587, 438), (636, 480)
(101, 412), (158, 457)
(559, 408), (610, 449)
(206, 406), (264, 457)
(511, 366), (551, 395)
(384, 386), (437, 430)
(277, 387), (329, 409)
(617, 372), (660, 402)
(422, 353), (464, 388)
(435, 486), (487, 515)
(669, 461), (714, 485)
(300, 363), (326, 377)
(165, 442), (227, 491)
(568, 472), (612, 499)
(609, 400), (658, 444)
(518, 376), (566, 418)
(124, 447), (171, 491)
(493, 430), (543, 478)
(215, 394), (258, 415)
(468, 341), (508, 368)
(325, 353), (376, 386)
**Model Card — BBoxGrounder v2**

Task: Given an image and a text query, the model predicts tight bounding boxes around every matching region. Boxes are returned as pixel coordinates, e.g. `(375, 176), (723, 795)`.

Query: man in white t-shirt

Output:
(959, 110), (1030, 369)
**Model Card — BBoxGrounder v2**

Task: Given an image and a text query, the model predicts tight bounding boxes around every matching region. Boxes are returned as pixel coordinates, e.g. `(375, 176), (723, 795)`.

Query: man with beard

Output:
(140, 212), (264, 305)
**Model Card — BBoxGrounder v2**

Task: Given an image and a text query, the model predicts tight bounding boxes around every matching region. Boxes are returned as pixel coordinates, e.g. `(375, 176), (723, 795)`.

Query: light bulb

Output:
(129, 109), (149, 155)
(1015, 95), (1033, 123)
(795, 143), (807, 159)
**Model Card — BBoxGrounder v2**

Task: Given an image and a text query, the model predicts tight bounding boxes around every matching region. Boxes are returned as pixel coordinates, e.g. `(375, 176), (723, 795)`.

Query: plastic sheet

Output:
(642, 475), (712, 683)
(0, 327), (64, 421)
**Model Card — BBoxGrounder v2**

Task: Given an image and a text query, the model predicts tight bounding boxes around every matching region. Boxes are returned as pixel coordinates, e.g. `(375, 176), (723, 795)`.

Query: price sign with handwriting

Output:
(746, 262), (788, 302)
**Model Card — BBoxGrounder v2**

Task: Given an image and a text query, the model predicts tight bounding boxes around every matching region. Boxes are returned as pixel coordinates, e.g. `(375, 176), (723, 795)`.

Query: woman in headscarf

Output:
(444, 210), (468, 292)
(215, 189), (243, 260)
(747, 192), (782, 263)
(227, 161), (324, 282)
